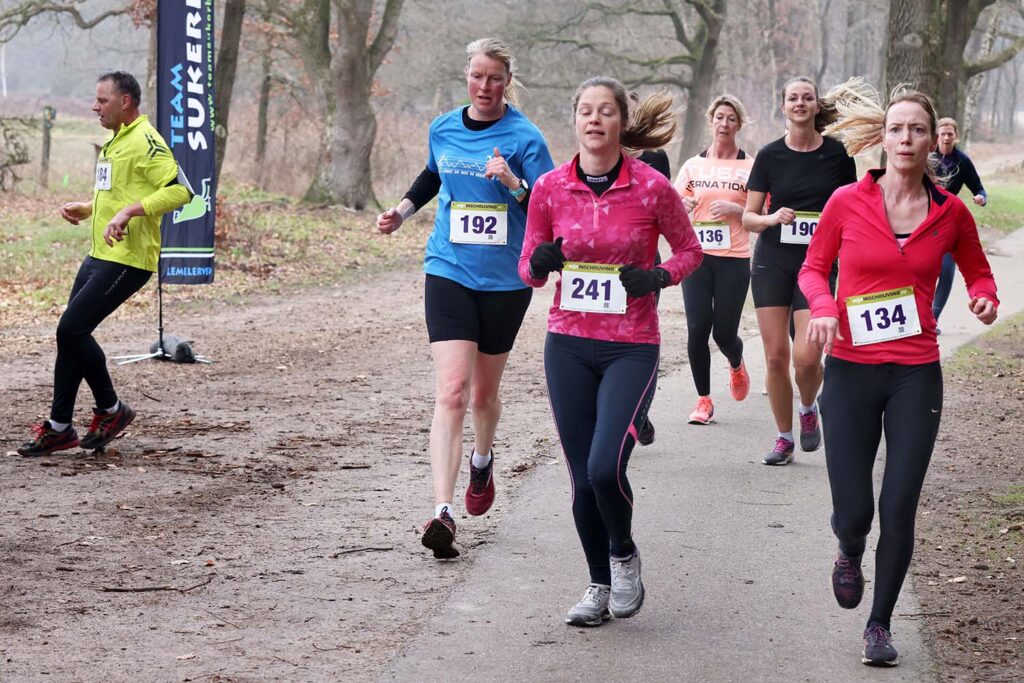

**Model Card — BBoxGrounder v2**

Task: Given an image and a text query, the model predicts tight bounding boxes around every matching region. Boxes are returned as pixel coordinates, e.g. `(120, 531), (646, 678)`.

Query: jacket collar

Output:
(564, 152), (634, 193)
(865, 168), (948, 206)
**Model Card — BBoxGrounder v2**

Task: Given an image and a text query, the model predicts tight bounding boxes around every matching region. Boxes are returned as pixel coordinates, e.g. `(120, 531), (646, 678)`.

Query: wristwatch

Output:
(509, 178), (529, 198)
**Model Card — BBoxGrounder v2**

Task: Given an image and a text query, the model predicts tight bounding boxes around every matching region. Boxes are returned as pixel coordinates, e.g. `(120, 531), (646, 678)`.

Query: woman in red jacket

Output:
(799, 85), (998, 668)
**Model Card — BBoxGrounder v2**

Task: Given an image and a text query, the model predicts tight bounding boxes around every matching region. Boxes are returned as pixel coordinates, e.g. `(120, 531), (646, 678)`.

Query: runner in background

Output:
(801, 84), (998, 667)
(376, 38), (554, 559)
(634, 146), (672, 446)
(931, 117), (987, 331)
(675, 94), (754, 424)
(17, 71), (191, 457)
(520, 78), (702, 627)
(742, 76), (857, 465)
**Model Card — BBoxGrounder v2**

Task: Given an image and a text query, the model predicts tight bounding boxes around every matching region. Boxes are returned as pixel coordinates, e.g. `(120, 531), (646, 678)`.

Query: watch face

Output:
(520, 179), (529, 190)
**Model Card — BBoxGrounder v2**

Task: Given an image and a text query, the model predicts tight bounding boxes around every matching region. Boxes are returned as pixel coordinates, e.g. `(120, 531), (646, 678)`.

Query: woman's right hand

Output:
(377, 207), (403, 234)
(773, 207), (796, 226)
(806, 316), (843, 354)
(682, 196), (697, 213)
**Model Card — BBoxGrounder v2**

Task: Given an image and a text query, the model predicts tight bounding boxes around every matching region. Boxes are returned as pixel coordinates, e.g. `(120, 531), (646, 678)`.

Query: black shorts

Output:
(424, 274), (532, 355)
(751, 239), (835, 310)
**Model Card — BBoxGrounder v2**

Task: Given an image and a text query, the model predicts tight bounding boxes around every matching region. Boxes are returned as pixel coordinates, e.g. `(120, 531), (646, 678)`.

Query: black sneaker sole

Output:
(17, 438), (81, 457)
(421, 520), (459, 559)
(862, 655), (899, 667)
(565, 611), (611, 627)
(762, 454), (794, 466)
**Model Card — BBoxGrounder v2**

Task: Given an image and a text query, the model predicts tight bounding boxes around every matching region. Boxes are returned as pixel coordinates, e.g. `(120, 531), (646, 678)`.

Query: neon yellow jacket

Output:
(90, 115), (192, 272)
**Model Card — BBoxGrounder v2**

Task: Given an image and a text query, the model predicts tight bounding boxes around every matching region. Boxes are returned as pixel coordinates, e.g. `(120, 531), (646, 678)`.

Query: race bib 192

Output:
(693, 220), (732, 251)
(450, 202), (508, 245)
(559, 262), (627, 314)
(845, 286), (922, 346)
(780, 211), (821, 245)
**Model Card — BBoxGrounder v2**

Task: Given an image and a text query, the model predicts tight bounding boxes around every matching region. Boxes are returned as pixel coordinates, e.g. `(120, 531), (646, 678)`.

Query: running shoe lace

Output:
(799, 409), (818, 433)
(468, 461), (489, 493)
(87, 412), (104, 434)
(836, 556), (860, 584)
(773, 437), (793, 453)
(582, 585), (603, 604)
(864, 623), (891, 647)
(30, 423), (46, 439)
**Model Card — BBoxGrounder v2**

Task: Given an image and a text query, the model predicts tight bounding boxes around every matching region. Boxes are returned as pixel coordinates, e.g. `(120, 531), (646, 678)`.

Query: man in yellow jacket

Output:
(18, 71), (192, 456)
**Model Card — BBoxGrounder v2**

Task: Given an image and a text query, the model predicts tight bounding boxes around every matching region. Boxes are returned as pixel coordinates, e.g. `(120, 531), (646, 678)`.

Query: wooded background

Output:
(1, 0), (1022, 207)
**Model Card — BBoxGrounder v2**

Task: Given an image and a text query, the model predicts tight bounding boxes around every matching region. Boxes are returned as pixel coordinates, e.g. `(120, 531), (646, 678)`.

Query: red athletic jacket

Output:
(799, 170), (999, 364)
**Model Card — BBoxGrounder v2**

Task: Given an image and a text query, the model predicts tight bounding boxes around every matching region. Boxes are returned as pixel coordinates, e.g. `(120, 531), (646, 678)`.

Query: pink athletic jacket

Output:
(519, 154), (703, 344)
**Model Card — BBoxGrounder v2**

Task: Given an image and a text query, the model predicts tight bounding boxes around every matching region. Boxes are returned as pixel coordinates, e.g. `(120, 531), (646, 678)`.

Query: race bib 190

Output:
(780, 211), (821, 245)
(559, 262), (627, 314)
(693, 220), (732, 251)
(845, 286), (922, 346)
(95, 160), (112, 191)
(450, 202), (508, 245)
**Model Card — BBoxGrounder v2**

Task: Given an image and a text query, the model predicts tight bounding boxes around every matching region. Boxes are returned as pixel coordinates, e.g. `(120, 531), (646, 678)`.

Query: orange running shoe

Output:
(729, 360), (750, 401)
(687, 396), (714, 425)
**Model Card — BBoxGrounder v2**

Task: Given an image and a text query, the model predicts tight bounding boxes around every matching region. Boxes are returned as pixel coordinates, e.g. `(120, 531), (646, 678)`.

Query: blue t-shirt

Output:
(424, 106), (554, 291)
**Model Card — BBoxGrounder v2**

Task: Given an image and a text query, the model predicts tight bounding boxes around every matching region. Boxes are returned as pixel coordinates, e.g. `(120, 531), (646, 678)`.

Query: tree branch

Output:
(0, 1), (129, 43)
(964, 33), (1024, 78)
(367, 0), (405, 74)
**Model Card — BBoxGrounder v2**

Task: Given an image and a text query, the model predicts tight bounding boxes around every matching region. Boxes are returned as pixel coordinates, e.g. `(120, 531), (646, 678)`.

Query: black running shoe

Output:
(637, 417), (655, 446)
(832, 551), (864, 609)
(421, 508), (459, 559)
(80, 402), (136, 450)
(862, 623), (899, 667)
(17, 422), (80, 457)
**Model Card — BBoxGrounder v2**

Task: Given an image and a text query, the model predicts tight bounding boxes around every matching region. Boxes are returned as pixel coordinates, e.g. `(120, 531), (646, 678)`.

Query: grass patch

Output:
(964, 181), (1024, 234)
(994, 484), (1024, 507)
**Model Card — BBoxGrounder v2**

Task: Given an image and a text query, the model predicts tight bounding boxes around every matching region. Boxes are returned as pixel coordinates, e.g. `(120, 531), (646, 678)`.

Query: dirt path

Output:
(0, 268), (690, 681)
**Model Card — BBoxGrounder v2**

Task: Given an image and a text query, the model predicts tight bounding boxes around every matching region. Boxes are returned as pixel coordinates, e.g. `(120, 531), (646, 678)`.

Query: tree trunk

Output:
(678, 2), (726, 163)
(1007, 59), (1021, 136)
(255, 51), (272, 185)
(961, 7), (1000, 146)
(214, 0), (246, 187)
(884, 0), (939, 95)
(146, 17), (158, 113)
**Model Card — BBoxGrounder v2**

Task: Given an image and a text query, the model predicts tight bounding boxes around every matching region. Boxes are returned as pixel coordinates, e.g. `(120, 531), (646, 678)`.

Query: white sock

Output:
(47, 420), (70, 432)
(471, 449), (492, 468)
(435, 502), (453, 518)
(799, 401), (817, 415)
(103, 400), (120, 414)
(778, 431), (794, 442)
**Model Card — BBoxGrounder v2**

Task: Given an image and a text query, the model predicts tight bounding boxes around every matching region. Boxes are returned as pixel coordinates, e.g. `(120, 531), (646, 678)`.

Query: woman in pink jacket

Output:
(519, 77), (702, 627)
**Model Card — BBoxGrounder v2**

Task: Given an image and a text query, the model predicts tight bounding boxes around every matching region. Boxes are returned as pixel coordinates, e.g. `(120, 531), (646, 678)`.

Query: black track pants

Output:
(820, 357), (943, 628)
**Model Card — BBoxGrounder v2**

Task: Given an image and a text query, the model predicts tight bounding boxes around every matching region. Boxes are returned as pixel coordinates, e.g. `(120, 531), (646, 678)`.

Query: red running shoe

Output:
(80, 401), (136, 450)
(464, 451), (495, 516)
(17, 422), (80, 457)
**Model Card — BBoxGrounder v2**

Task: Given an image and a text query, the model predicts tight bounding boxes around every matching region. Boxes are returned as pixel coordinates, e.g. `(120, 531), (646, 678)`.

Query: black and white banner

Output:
(156, 0), (216, 284)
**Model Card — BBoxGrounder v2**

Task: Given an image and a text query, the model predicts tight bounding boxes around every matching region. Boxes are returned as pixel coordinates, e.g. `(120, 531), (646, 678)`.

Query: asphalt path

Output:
(382, 228), (1023, 683)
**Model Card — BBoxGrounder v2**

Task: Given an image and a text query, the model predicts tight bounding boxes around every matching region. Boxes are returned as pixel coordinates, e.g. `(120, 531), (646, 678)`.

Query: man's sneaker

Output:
(688, 396), (714, 425)
(862, 623), (899, 667)
(565, 583), (611, 627)
(799, 406), (822, 452)
(609, 550), (644, 618)
(729, 360), (750, 401)
(464, 451), (495, 516)
(762, 436), (795, 466)
(421, 508), (459, 559)
(637, 417), (655, 446)
(832, 551), (865, 609)
(16, 423), (80, 457)
(79, 402), (136, 450)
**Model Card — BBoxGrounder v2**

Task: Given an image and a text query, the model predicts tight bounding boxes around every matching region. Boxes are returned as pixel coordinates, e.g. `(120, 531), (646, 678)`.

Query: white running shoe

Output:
(609, 550), (645, 618)
(565, 583), (611, 627)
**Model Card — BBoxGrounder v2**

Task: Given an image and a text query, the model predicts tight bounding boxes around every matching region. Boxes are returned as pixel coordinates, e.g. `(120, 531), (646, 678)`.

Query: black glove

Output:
(529, 236), (566, 279)
(618, 265), (669, 298)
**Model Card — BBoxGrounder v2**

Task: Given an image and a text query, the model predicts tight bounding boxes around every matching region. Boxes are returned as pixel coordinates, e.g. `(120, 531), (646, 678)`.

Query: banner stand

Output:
(112, 272), (212, 366)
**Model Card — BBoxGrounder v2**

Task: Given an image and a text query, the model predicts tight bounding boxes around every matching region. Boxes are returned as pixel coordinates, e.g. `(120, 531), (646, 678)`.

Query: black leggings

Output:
(681, 255), (749, 396)
(51, 256), (151, 423)
(820, 357), (943, 629)
(544, 332), (659, 585)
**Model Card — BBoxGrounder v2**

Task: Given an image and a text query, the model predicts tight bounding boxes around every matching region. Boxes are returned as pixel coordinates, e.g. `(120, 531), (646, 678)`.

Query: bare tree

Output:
(214, 0), (247, 186)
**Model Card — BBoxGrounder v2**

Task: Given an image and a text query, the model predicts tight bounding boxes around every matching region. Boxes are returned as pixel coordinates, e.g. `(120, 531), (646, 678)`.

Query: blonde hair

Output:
(822, 78), (939, 157)
(465, 37), (520, 107)
(937, 117), (958, 133)
(706, 94), (749, 127)
(573, 77), (676, 151)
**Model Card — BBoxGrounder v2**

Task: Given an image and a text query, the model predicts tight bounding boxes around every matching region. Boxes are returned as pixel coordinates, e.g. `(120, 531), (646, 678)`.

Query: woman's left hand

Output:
(969, 296), (998, 325)
(709, 200), (743, 220)
(484, 147), (518, 190)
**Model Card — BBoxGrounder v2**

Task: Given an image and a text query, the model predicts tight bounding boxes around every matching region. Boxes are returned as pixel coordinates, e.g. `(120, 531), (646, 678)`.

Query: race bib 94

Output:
(95, 160), (112, 191)
(846, 286), (922, 346)
(560, 262), (627, 314)
(780, 211), (821, 245)
(450, 202), (508, 245)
